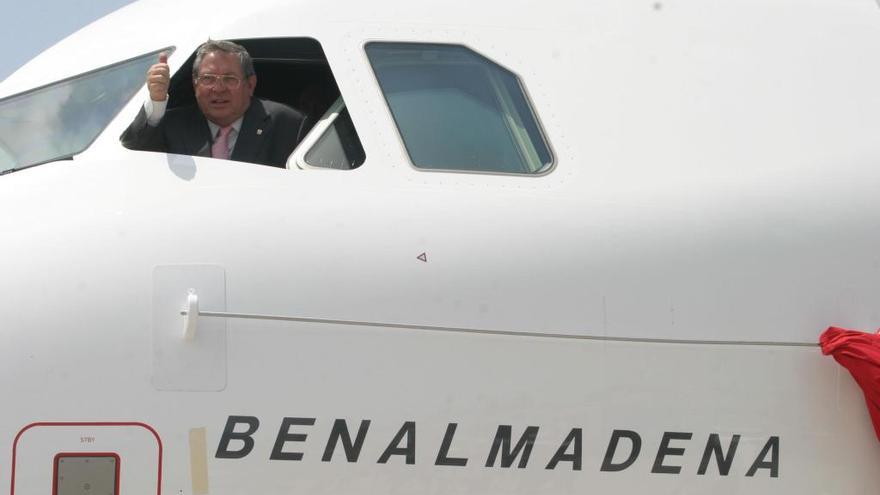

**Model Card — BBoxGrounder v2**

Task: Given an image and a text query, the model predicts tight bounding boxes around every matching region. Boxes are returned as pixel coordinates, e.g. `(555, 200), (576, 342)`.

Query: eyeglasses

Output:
(195, 74), (242, 89)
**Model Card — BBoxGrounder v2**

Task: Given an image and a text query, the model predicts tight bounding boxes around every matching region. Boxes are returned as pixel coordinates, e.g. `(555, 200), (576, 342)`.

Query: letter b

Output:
(216, 416), (260, 459)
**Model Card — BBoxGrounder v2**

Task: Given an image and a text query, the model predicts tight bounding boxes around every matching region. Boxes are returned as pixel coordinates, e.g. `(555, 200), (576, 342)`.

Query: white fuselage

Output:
(2, 0), (880, 493)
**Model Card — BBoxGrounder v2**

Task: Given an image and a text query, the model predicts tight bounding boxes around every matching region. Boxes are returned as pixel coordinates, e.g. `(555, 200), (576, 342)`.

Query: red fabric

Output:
(820, 326), (880, 441)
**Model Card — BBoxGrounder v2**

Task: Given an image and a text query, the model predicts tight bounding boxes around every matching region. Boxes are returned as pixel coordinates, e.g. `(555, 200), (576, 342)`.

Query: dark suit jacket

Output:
(120, 98), (307, 168)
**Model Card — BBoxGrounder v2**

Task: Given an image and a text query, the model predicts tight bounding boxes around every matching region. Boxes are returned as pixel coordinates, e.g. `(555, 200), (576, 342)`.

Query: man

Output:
(121, 40), (306, 168)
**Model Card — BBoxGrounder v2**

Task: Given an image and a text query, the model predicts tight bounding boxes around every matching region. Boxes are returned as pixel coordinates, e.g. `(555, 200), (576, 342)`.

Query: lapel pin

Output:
(256, 129), (263, 135)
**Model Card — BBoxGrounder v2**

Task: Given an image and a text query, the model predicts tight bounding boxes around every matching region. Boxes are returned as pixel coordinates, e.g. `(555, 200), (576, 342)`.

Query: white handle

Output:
(183, 288), (199, 341)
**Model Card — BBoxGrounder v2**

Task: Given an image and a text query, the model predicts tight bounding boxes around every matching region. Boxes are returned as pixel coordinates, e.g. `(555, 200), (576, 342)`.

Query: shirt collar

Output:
(207, 116), (244, 140)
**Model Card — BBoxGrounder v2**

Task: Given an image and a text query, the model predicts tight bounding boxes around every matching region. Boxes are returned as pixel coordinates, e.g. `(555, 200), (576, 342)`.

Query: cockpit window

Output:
(365, 42), (552, 175)
(121, 38), (362, 171)
(0, 48), (171, 175)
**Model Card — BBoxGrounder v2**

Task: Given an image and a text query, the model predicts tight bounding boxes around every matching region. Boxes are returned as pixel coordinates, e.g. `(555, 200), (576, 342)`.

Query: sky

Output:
(2, 0), (137, 83)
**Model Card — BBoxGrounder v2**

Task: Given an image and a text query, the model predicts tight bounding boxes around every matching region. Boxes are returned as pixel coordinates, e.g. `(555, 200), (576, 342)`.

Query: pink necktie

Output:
(211, 126), (232, 159)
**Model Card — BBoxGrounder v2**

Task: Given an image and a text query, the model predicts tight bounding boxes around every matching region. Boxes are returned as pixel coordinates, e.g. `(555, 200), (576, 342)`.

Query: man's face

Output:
(193, 51), (257, 127)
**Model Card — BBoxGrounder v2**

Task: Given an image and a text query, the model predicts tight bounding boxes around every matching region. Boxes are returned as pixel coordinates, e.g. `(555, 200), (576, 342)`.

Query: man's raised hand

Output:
(146, 52), (170, 102)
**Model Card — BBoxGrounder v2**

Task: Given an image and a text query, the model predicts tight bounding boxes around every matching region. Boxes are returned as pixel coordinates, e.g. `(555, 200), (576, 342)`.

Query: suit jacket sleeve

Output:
(119, 106), (168, 153)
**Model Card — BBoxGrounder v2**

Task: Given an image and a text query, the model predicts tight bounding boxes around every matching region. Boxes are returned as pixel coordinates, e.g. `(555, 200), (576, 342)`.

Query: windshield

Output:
(0, 48), (172, 174)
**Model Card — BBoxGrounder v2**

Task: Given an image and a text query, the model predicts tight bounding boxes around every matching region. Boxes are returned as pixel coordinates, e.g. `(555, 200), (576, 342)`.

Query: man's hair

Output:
(192, 40), (256, 79)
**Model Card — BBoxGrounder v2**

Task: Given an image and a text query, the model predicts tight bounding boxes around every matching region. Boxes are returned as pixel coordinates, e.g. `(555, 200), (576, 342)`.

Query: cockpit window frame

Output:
(363, 41), (555, 177)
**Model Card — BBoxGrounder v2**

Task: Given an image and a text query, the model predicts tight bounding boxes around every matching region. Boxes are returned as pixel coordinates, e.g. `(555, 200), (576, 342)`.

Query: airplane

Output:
(1, 0), (880, 493)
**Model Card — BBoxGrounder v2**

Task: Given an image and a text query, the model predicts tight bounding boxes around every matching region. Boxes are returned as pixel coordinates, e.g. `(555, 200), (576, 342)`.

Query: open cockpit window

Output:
(365, 43), (552, 175)
(164, 38), (339, 131)
(126, 37), (364, 169)
(0, 48), (169, 175)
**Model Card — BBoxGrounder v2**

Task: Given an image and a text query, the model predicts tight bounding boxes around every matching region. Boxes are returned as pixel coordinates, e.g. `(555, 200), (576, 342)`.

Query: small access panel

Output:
(53, 453), (120, 495)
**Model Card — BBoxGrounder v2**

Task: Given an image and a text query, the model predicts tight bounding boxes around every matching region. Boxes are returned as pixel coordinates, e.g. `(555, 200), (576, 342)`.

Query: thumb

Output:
(158, 52), (168, 64)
